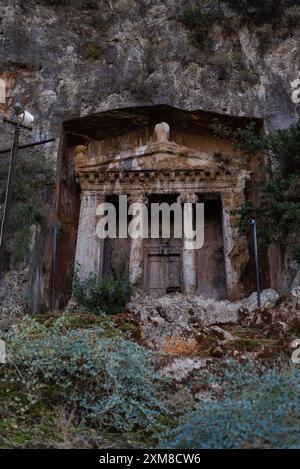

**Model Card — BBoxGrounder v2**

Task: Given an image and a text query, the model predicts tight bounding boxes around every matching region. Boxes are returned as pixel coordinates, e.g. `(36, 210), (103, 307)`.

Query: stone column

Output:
(178, 193), (199, 295)
(221, 189), (249, 301)
(128, 194), (148, 286)
(74, 191), (105, 280)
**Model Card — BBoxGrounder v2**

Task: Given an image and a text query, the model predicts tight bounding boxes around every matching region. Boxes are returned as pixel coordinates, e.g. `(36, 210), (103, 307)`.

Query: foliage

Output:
(255, 23), (274, 55)
(183, 0), (223, 46)
(0, 316), (169, 434)
(208, 53), (232, 80)
(233, 121), (266, 154)
(183, 1), (300, 51)
(0, 148), (55, 268)
(163, 360), (300, 449)
(85, 42), (102, 63)
(72, 264), (133, 315)
(266, 121), (300, 177)
(222, 0), (297, 26)
(234, 120), (300, 249)
(285, 5), (300, 27)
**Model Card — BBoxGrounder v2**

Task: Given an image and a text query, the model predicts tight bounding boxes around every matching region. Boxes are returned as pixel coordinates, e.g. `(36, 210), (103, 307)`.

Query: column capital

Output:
(80, 191), (106, 206)
(177, 192), (199, 204)
(128, 193), (148, 205)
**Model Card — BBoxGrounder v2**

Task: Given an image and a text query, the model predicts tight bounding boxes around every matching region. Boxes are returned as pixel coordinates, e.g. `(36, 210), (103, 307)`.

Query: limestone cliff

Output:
(0, 0), (299, 311)
(1, 0), (299, 147)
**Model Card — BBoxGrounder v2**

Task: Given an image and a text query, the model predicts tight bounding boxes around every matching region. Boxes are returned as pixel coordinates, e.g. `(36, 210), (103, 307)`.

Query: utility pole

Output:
(0, 104), (34, 277)
(250, 219), (261, 308)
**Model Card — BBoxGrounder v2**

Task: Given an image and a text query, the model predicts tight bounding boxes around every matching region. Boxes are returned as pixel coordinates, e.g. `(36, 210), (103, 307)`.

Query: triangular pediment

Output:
(74, 124), (222, 175)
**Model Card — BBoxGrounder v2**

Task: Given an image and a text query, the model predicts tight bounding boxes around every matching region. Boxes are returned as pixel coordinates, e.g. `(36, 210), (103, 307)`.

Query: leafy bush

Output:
(85, 43), (102, 63)
(266, 121), (300, 177)
(1, 316), (168, 433)
(208, 53), (232, 80)
(223, 0), (300, 26)
(183, 1), (223, 46)
(255, 23), (274, 55)
(183, 1), (300, 50)
(285, 5), (300, 27)
(72, 265), (132, 315)
(234, 120), (300, 248)
(163, 360), (300, 449)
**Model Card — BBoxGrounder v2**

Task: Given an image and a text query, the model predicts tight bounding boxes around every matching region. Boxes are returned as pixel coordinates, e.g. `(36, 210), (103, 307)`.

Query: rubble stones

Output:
(128, 289), (280, 353)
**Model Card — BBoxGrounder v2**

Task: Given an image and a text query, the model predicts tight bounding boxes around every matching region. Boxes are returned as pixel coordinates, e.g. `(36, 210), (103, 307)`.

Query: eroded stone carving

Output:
(72, 118), (252, 301)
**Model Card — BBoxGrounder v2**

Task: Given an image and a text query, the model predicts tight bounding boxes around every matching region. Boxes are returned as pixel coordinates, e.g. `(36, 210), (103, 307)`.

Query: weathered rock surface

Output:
(0, 271), (25, 329)
(128, 289), (280, 353)
(1, 0), (299, 156)
(238, 294), (300, 335)
(161, 356), (209, 381)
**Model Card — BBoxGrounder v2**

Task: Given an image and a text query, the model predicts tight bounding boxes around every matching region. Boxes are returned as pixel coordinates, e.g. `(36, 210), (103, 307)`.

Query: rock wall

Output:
(1, 0), (299, 150)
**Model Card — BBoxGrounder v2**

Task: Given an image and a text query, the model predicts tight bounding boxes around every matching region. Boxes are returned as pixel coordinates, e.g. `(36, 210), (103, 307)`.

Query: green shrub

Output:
(183, 1), (300, 48)
(0, 149), (55, 268)
(1, 316), (169, 433)
(208, 53), (232, 80)
(85, 43), (102, 63)
(236, 179), (300, 246)
(255, 23), (274, 55)
(183, 1), (223, 46)
(72, 265), (132, 315)
(233, 120), (300, 246)
(266, 120), (300, 177)
(285, 5), (300, 27)
(163, 360), (300, 449)
(223, 0), (298, 26)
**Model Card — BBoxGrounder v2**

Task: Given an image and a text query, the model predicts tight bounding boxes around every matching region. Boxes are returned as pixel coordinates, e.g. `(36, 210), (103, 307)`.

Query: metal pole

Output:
(250, 219), (261, 308)
(0, 123), (20, 276)
(0, 138), (56, 155)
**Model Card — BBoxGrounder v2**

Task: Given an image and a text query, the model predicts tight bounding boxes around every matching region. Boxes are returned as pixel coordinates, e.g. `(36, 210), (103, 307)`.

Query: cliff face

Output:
(0, 0), (299, 312)
(1, 0), (299, 150)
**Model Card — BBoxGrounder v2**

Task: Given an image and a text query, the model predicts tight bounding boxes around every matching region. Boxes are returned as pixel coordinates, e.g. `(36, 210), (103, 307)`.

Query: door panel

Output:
(147, 255), (166, 297)
(167, 255), (181, 292)
(147, 254), (182, 296)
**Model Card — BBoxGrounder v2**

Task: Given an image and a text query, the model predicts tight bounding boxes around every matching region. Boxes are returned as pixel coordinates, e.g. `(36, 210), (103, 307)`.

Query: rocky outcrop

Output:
(128, 289), (280, 353)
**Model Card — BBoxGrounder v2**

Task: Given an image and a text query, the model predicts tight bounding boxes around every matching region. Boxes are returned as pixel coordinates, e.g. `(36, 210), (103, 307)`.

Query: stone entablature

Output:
(75, 169), (238, 195)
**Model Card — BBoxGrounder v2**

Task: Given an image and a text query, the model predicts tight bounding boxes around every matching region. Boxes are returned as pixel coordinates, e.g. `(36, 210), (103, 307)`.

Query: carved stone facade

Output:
(48, 106), (265, 307)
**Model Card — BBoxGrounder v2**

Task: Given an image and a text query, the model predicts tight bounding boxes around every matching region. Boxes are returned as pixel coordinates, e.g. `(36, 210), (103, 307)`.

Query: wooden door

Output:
(147, 254), (182, 296)
(167, 255), (181, 293)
